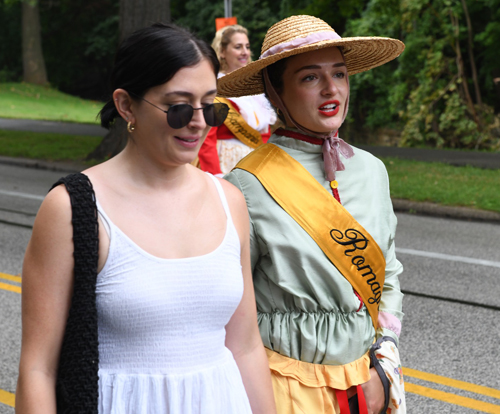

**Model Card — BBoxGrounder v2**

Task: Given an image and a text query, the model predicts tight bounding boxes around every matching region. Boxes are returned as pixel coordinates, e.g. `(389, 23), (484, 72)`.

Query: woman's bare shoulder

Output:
(216, 176), (249, 232)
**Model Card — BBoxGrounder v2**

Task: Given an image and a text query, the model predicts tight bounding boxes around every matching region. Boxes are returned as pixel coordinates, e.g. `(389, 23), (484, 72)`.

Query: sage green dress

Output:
(224, 133), (404, 367)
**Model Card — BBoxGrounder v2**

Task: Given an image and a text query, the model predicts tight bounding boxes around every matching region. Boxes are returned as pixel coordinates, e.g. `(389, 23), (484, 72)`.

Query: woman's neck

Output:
(113, 142), (192, 191)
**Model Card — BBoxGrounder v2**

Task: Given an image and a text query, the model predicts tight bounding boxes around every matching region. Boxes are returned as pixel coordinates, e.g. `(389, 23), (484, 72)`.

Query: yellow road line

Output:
(406, 383), (500, 413)
(0, 272), (21, 284)
(0, 281), (21, 294)
(404, 367), (500, 400)
(0, 388), (15, 408)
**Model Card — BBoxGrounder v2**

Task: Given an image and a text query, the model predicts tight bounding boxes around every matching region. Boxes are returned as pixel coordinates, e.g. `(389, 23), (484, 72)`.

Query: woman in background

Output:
(16, 23), (275, 414)
(198, 24), (276, 176)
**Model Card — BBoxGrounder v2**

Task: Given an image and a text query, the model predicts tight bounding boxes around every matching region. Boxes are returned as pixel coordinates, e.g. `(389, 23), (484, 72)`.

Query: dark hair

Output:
(263, 57), (289, 123)
(99, 23), (220, 129)
(265, 58), (289, 96)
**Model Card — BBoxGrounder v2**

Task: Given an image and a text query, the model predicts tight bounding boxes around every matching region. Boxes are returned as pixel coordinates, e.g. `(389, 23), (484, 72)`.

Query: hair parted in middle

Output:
(211, 24), (252, 73)
(99, 22), (219, 129)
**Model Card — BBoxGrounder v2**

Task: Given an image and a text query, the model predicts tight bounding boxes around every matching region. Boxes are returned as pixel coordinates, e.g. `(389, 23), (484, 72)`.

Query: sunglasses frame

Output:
(136, 96), (229, 129)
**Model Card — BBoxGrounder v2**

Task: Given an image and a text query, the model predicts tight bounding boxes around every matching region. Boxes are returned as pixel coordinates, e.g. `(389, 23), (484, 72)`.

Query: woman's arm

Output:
(15, 185), (75, 414)
(220, 179), (276, 414)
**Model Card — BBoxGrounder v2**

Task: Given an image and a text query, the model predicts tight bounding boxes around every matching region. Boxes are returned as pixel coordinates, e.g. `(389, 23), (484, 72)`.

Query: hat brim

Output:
(217, 37), (405, 97)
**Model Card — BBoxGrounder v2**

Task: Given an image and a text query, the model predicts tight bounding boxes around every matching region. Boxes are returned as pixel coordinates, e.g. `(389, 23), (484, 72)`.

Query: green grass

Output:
(0, 83), (102, 124)
(0, 126), (498, 212)
(0, 130), (101, 162)
(382, 157), (500, 213)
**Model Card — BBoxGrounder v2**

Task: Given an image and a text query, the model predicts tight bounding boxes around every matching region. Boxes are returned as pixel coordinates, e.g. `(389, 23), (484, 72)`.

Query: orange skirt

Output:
(266, 348), (371, 414)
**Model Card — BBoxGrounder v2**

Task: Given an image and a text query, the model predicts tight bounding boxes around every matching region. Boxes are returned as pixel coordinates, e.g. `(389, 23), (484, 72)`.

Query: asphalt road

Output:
(1, 117), (499, 169)
(1, 163), (500, 413)
(0, 117), (107, 137)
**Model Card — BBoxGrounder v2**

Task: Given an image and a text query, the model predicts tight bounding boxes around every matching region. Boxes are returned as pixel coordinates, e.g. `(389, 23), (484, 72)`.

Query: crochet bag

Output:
(50, 173), (99, 414)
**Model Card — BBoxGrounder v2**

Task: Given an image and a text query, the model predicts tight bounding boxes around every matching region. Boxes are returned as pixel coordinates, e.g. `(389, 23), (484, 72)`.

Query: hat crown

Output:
(261, 15), (336, 56)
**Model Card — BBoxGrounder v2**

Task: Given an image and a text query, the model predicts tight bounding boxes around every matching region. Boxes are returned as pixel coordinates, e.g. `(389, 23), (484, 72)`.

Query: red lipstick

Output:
(318, 100), (340, 117)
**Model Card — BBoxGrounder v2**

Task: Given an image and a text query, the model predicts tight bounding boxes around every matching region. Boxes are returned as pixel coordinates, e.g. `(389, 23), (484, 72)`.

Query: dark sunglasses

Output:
(138, 96), (229, 129)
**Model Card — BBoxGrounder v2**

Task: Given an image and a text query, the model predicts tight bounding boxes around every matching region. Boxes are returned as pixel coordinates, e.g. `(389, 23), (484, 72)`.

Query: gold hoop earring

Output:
(127, 121), (135, 133)
(276, 108), (282, 116)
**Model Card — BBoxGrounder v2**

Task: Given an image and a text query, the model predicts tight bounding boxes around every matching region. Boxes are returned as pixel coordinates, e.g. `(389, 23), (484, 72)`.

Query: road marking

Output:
(405, 383), (500, 413)
(0, 389), (15, 408)
(0, 281), (21, 294)
(0, 273), (22, 294)
(0, 189), (44, 201)
(404, 367), (500, 400)
(2, 267), (500, 411)
(396, 247), (500, 269)
(0, 273), (21, 284)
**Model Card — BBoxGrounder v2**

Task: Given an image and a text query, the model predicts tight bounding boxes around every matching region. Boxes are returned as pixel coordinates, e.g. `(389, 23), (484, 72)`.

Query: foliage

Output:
(0, 0), (118, 99)
(0, 83), (101, 123)
(0, 0), (499, 149)
(382, 157), (500, 212)
(0, 0), (22, 83)
(345, 0), (500, 150)
(171, 0), (281, 57)
(171, 0), (366, 62)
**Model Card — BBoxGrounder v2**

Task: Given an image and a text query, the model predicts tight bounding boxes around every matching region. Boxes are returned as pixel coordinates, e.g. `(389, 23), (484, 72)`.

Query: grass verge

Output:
(0, 83), (101, 124)
(0, 129), (498, 213)
(382, 157), (500, 213)
(0, 130), (101, 162)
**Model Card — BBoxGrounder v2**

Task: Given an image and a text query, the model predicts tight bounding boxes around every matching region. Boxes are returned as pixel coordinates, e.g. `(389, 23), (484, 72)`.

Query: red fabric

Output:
(332, 187), (341, 204)
(198, 99), (270, 174)
(335, 389), (350, 414)
(198, 126), (223, 175)
(275, 128), (324, 145)
(354, 290), (364, 312)
(357, 385), (368, 414)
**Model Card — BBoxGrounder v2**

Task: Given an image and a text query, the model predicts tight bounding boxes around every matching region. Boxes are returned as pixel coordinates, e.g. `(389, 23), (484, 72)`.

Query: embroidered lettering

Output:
(226, 111), (261, 145)
(330, 229), (368, 256)
(331, 229), (381, 305)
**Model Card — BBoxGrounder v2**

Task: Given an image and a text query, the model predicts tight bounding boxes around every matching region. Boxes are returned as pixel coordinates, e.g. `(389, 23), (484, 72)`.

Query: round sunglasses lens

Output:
(167, 105), (193, 129)
(204, 103), (229, 127)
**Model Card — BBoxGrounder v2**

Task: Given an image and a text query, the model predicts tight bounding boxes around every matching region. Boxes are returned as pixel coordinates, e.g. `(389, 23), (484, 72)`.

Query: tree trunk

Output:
(460, 0), (482, 107)
(88, 0), (170, 161)
(22, 0), (48, 85)
(450, 11), (479, 127)
(119, 0), (170, 41)
(86, 118), (128, 161)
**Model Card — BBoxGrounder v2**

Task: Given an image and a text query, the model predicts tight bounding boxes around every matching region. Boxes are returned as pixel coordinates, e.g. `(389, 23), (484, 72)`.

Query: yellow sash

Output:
(235, 144), (386, 330)
(217, 97), (263, 149)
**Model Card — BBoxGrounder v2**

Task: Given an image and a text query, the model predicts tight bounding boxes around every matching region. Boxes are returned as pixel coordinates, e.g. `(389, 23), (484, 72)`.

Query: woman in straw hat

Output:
(220, 15), (406, 414)
(198, 24), (276, 176)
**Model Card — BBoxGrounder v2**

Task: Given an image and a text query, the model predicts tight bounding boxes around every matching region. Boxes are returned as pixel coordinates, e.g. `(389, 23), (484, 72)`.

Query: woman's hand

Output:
(361, 367), (385, 414)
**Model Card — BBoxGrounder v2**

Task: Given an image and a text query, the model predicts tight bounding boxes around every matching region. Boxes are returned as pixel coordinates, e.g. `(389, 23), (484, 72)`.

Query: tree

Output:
(344, 0), (500, 150)
(22, 0), (47, 84)
(120, 0), (170, 40)
(87, 0), (170, 161)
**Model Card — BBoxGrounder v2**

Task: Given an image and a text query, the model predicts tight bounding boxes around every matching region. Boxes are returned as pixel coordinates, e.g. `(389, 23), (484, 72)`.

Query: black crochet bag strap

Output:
(50, 173), (99, 414)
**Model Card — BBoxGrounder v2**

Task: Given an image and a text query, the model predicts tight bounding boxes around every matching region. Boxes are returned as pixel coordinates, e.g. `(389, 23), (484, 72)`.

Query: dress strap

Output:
(206, 173), (232, 222)
(95, 199), (111, 238)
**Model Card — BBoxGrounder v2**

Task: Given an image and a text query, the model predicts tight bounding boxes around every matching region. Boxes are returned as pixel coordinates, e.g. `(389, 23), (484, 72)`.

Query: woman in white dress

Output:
(16, 23), (276, 414)
(198, 24), (276, 175)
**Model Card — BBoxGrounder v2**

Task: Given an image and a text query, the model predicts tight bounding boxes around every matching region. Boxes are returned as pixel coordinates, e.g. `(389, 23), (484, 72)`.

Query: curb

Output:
(0, 156), (499, 224)
(0, 155), (85, 174)
(392, 199), (500, 224)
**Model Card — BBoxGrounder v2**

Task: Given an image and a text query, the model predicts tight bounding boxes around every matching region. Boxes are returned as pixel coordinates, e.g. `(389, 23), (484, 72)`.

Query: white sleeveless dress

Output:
(95, 174), (252, 414)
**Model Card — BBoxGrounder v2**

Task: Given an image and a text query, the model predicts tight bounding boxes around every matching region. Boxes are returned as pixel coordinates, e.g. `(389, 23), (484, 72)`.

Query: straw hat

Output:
(217, 15), (405, 97)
